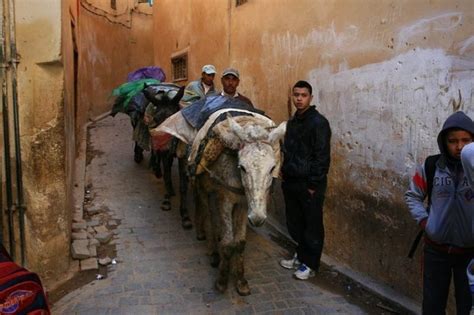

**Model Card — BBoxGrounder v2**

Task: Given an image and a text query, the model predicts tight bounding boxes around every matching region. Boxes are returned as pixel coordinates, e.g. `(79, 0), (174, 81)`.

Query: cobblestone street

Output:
(52, 115), (373, 314)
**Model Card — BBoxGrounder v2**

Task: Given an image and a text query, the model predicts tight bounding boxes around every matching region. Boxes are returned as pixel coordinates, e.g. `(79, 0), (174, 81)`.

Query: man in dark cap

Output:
(220, 68), (254, 107)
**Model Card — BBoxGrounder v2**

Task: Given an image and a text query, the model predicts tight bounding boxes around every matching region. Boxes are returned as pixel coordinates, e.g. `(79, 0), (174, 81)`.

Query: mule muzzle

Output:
(248, 213), (266, 227)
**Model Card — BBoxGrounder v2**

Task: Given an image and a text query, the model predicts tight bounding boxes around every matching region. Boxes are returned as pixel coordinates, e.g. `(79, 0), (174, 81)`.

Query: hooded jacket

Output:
(461, 142), (474, 189)
(405, 111), (474, 247)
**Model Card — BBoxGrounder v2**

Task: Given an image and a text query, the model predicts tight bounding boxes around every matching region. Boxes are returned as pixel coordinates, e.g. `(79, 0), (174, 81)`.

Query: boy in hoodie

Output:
(405, 111), (474, 314)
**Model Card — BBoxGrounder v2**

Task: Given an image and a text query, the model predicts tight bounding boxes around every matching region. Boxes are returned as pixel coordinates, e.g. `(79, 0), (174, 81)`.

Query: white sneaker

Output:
(294, 263), (315, 280)
(279, 253), (301, 270)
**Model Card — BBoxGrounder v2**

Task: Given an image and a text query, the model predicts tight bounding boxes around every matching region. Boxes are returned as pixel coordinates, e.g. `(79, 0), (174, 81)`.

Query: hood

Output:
(437, 111), (474, 156)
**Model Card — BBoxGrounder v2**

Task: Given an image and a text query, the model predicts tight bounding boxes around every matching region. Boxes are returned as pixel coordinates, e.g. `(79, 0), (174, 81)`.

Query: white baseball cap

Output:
(202, 64), (216, 74)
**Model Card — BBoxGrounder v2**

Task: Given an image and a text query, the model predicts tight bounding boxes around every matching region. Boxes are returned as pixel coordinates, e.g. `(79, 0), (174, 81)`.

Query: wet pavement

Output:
(52, 114), (372, 314)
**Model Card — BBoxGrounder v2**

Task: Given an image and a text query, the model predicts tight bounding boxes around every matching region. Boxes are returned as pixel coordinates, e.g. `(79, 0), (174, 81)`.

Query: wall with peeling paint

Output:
(77, 0), (154, 132)
(152, 0), (474, 301)
(6, 0), (71, 287)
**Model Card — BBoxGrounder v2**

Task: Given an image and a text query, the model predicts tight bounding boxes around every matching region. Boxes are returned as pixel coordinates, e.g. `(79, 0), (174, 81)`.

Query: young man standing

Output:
(279, 80), (331, 280)
(405, 111), (474, 314)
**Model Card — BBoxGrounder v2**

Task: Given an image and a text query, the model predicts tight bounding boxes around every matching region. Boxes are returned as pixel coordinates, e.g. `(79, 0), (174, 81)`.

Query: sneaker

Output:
(280, 253), (301, 270)
(294, 263), (315, 280)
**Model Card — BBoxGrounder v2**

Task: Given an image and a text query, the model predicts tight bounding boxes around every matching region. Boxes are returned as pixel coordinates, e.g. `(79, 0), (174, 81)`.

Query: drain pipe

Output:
(7, 0), (25, 265)
(0, 0), (15, 259)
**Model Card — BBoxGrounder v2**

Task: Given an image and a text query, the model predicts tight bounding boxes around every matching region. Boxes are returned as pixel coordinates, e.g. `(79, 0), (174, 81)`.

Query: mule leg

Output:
(178, 157), (192, 229)
(134, 142), (144, 163)
(232, 203), (250, 296)
(215, 199), (234, 293)
(194, 180), (207, 241)
(161, 150), (175, 211)
(151, 150), (163, 178)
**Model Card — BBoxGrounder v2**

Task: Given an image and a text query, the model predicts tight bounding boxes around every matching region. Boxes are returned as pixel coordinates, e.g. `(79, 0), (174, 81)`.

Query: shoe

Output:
(280, 253), (301, 270)
(294, 263), (315, 280)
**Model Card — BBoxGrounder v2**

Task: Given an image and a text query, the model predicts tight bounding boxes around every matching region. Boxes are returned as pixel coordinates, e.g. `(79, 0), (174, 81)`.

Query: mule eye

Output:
(238, 165), (246, 173)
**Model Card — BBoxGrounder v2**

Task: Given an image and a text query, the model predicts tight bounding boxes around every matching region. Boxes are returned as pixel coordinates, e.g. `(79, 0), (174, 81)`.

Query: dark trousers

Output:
(282, 181), (326, 271)
(423, 243), (473, 315)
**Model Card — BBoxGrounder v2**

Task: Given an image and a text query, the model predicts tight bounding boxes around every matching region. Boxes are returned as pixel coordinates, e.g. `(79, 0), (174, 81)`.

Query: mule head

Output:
(143, 85), (185, 125)
(226, 115), (287, 227)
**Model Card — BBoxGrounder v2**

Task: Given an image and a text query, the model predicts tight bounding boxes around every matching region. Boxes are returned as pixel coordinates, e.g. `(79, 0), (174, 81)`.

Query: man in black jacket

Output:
(279, 80), (331, 280)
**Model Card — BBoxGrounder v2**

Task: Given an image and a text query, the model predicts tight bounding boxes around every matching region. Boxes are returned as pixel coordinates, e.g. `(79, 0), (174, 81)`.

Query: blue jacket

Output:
(179, 79), (217, 107)
(405, 111), (474, 247)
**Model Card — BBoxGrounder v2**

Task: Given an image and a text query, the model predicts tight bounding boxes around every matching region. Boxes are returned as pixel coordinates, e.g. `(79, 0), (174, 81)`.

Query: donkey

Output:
(142, 84), (193, 229)
(194, 114), (286, 295)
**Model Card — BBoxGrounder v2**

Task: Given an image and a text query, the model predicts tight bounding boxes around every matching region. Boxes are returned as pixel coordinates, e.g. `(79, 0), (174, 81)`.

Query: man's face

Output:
(221, 75), (239, 95)
(202, 73), (215, 86)
(292, 87), (313, 112)
(446, 130), (473, 159)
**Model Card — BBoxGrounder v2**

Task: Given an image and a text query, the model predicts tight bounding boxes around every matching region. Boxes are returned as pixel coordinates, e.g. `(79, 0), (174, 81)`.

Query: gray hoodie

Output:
(461, 142), (474, 189)
(405, 111), (474, 247)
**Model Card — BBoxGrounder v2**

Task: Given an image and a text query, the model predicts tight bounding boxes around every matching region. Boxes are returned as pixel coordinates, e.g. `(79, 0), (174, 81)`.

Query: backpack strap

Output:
(407, 154), (440, 259)
(425, 154), (441, 209)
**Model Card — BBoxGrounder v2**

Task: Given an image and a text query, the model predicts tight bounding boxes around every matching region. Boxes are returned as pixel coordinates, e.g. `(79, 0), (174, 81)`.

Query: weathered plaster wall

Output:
(152, 0), (474, 301)
(13, 0), (70, 284)
(77, 0), (154, 133)
(153, 0), (230, 84)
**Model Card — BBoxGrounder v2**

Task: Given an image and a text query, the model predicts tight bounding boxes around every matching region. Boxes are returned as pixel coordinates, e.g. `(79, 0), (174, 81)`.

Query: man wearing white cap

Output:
(220, 67), (254, 107)
(180, 64), (218, 107)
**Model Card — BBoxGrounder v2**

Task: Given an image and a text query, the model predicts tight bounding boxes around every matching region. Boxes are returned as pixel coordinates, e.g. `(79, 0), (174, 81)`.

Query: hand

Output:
(419, 218), (427, 230)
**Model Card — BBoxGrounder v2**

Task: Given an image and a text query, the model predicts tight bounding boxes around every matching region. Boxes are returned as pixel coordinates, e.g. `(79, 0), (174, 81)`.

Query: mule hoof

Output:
(214, 280), (227, 293)
(210, 253), (220, 268)
(161, 200), (171, 211)
(134, 152), (144, 163)
(196, 234), (206, 241)
(236, 280), (250, 296)
(154, 169), (162, 179)
(181, 217), (193, 230)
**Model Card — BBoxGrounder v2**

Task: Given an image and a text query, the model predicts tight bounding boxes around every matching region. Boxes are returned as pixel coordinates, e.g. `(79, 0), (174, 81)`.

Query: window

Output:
(172, 54), (187, 82)
(236, 0), (248, 6)
(110, 0), (116, 10)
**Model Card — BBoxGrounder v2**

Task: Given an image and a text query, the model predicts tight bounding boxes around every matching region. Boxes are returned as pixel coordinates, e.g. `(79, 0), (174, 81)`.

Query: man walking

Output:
(279, 80), (331, 280)
(180, 64), (218, 107)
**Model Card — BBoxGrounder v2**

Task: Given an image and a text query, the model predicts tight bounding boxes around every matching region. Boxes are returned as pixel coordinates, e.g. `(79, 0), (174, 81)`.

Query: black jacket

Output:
(281, 106), (331, 189)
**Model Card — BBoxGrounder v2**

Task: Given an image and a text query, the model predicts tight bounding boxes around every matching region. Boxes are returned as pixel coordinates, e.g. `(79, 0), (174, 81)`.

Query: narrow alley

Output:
(51, 114), (398, 315)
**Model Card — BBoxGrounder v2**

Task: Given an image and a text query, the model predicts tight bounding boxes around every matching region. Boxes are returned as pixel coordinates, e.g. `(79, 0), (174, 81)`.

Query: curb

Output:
(253, 217), (420, 315)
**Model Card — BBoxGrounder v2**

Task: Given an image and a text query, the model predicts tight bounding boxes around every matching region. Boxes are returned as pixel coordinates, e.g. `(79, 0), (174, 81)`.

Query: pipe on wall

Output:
(7, 0), (26, 266)
(0, 0), (15, 260)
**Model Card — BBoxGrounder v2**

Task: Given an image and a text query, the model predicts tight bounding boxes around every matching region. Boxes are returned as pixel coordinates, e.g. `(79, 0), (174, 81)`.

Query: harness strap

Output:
(200, 163), (245, 195)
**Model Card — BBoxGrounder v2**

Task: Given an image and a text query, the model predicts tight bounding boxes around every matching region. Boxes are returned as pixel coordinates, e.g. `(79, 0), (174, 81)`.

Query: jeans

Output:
(282, 181), (326, 271)
(422, 242), (473, 315)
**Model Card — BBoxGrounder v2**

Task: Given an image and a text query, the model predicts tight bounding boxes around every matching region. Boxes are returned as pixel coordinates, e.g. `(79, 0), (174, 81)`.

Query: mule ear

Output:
(143, 86), (163, 105)
(268, 121), (287, 144)
(227, 114), (248, 142)
(171, 86), (185, 104)
(213, 114), (243, 150)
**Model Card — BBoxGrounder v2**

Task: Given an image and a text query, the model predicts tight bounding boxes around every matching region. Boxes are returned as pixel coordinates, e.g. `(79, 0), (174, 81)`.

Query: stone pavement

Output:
(52, 115), (368, 314)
